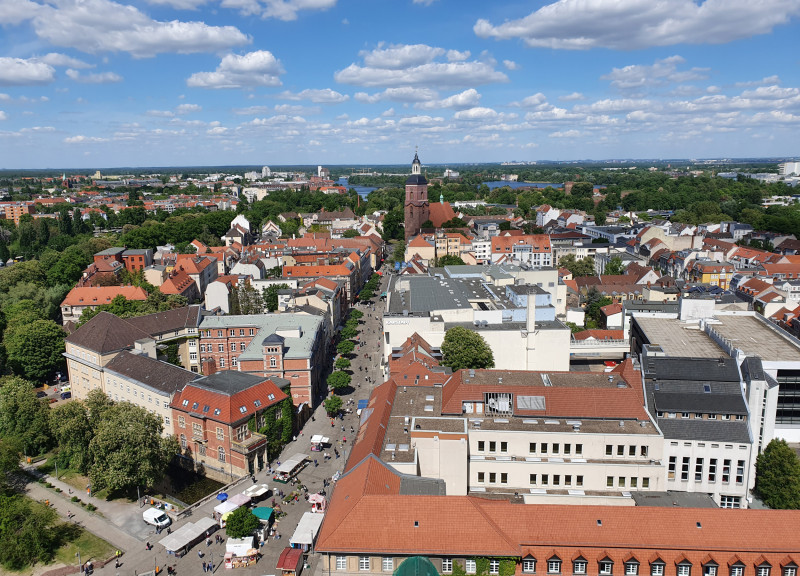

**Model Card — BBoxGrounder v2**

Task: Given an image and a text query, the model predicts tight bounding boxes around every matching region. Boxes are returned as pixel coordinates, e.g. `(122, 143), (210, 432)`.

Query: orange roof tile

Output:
(62, 285), (149, 306)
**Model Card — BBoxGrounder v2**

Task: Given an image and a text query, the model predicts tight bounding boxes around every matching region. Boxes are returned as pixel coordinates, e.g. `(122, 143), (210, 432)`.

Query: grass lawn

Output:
(53, 525), (115, 567)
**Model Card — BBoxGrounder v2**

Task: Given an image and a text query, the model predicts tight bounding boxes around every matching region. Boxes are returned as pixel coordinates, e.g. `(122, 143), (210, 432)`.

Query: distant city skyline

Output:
(0, 0), (798, 169)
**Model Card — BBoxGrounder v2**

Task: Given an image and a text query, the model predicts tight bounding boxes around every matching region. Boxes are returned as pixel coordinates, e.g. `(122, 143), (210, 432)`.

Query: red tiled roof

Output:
(283, 264), (353, 278)
(171, 376), (287, 425)
(62, 285), (148, 306)
(160, 269), (196, 295)
(491, 234), (551, 254)
(573, 329), (624, 341)
(600, 303), (623, 316)
(428, 202), (456, 227)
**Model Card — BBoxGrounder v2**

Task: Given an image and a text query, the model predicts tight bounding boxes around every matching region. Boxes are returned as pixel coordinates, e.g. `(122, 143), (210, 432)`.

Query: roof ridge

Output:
(466, 497), (521, 554)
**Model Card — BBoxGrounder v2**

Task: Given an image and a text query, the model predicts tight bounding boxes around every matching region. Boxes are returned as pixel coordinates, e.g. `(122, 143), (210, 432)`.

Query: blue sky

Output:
(0, 0), (799, 169)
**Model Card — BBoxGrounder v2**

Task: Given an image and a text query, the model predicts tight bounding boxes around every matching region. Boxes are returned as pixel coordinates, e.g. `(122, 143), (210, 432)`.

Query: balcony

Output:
(231, 431), (267, 455)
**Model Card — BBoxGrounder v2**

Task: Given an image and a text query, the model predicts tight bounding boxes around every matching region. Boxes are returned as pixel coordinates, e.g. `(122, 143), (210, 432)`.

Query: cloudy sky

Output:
(0, 0), (799, 169)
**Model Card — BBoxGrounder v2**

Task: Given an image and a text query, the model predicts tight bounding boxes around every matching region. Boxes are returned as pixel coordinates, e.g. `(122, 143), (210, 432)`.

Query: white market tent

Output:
(213, 500), (239, 516)
(277, 454), (308, 475)
(159, 516), (218, 554)
(243, 484), (269, 499)
(310, 435), (329, 444)
(228, 492), (251, 507)
(289, 512), (325, 546)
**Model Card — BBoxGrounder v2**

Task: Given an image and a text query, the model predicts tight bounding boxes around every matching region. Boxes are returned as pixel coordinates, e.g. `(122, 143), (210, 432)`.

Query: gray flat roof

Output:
(388, 275), (517, 314)
(635, 317), (724, 358)
(709, 315), (800, 362)
(199, 314), (322, 360)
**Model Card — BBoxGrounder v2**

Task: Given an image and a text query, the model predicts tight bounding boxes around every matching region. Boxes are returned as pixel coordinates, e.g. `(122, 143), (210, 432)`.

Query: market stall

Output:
(158, 517), (218, 557)
(225, 537), (259, 569)
(289, 512), (324, 552)
(228, 492), (251, 508)
(309, 435), (329, 452)
(308, 493), (326, 514)
(213, 500), (240, 528)
(243, 483), (270, 502)
(277, 547), (304, 576)
(273, 454), (308, 483)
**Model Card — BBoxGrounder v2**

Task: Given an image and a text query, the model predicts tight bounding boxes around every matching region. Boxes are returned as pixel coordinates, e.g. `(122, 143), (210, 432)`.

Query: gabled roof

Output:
(62, 285), (149, 307)
(65, 311), (151, 354)
(428, 202), (456, 227)
(105, 351), (199, 395)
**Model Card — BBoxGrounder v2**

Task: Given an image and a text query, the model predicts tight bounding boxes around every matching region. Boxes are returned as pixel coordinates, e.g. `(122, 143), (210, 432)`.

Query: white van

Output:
(143, 507), (171, 528)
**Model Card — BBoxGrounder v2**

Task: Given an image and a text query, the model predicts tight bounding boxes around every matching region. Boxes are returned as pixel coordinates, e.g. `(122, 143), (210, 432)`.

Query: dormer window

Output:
(182, 399), (189, 406)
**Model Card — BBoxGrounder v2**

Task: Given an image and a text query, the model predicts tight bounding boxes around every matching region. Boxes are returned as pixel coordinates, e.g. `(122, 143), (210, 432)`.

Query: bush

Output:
(55, 488), (62, 493)
(86, 503), (96, 511)
(70, 496), (79, 502)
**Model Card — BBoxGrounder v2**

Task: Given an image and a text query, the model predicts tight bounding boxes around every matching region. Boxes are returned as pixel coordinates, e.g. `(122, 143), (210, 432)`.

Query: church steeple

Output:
(411, 148), (421, 176)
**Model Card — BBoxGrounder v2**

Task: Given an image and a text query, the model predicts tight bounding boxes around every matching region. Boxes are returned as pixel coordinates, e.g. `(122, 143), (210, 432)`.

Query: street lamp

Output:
(76, 552), (81, 574)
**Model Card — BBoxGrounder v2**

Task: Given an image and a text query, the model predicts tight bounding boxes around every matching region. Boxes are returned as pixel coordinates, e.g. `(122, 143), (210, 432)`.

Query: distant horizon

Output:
(1, 156), (798, 176)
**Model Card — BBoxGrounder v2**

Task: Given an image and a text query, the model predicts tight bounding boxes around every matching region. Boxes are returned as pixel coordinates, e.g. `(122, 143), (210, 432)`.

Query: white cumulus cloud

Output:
(0, 111), (6, 121)
(602, 56), (708, 90)
(64, 134), (108, 143)
(473, 0), (800, 50)
(66, 69), (123, 83)
(176, 103), (202, 114)
(0, 57), (55, 86)
(278, 88), (349, 103)
(454, 107), (498, 120)
(261, 0), (337, 21)
(187, 50), (284, 89)
(416, 88), (482, 110)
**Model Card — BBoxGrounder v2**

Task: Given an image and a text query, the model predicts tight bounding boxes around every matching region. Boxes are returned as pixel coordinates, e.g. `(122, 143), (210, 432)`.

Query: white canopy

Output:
(277, 453), (308, 474)
(159, 516), (218, 553)
(226, 536), (255, 557)
(244, 484), (269, 499)
(289, 512), (324, 546)
(310, 435), (329, 444)
(228, 492), (251, 507)
(213, 500), (239, 515)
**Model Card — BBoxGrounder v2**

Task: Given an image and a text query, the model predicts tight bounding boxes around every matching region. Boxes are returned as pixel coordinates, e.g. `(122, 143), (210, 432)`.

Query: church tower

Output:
(404, 150), (429, 241)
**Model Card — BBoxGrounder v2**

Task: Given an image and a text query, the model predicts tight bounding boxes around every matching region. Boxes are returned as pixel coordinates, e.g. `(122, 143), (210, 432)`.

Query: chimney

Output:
(201, 357), (217, 376)
(526, 292), (536, 332)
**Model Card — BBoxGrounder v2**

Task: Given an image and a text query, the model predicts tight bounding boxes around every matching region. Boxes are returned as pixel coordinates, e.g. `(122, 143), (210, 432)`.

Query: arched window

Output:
(179, 434), (187, 449)
(218, 446), (226, 463)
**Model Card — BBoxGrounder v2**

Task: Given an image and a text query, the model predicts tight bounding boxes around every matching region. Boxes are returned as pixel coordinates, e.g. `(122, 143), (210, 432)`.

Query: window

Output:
(489, 473), (496, 484)
(164, 417), (170, 426)
(500, 442), (508, 453)
(757, 568), (770, 576)
(216, 427), (224, 440)
(478, 472), (485, 483)
(552, 443), (560, 454)
(574, 561), (587, 574)
(577, 475), (584, 486)
(179, 434), (186, 449)
(198, 444), (206, 457)
(442, 560), (453, 574)
(606, 444), (613, 456)
(541, 474), (549, 485)
(190, 352), (197, 361)
(617, 445), (624, 456)
(490, 560), (500, 575)
(218, 447), (225, 463)
(564, 444), (571, 455)
(478, 441), (485, 452)
(607, 476), (614, 487)
(500, 473), (508, 484)
(200, 344), (206, 352)
(575, 444), (583, 455)
(530, 442), (536, 453)
(466, 560), (477, 574)
(695, 458), (704, 482)
(730, 567), (744, 576)
(541, 443), (548, 454)
(720, 496), (741, 509)
(640, 446), (648, 457)
(704, 567), (717, 576)
(629, 445), (636, 456)
(709, 459), (717, 482)
(548, 560), (561, 574)
(630, 477), (638, 488)
(678, 565), (691, 576)
(553, 475), (560, 486)
(359, 557), (370, 571)
(239, 329), (245, 336)
(668, 456), (676, 479)
(489, 441), (496, 452)
(565, 475), (572, 486)
(219, 358), (225, 367)
(523, 559), (536, 574)
(651, 564), (665, 576)
(382, 558), (393, 572)
(179, 416), (186, 428)
(240, 342), (246, 351)
(218, 344), (224, 352)
(249, 328), (254, 336)
(642, 478), (649, 489)
(736, 460), (745, 484)
(783, 568), (796, 576)
(336, 557), (346, 570)
(192, 422), (202, 438)
(600, 562), (613, 575)
(626, 564), (639, 575)
(681, 457), (690, 481)
(230, 342), (236, 351)
(722, 459), (731, 483)
(529, 474), (537, 485)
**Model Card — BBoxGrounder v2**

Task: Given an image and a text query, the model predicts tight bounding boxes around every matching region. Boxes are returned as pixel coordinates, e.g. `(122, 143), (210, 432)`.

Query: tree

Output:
(334, 357), (351, 370)
(324, 395), (343, 416)
(755, 439), (800, 509)
(342, 229), (359, 238)
(349, 309), (363, 320)
(604, 256), (625, 276)
(558, 254), (596, 277)
(340, 325), (358, 340)
(263, 283), (289, 313)
(436, 255), (466, 266)
(327, 371), (351, 394)
(381, 209), (404, 241)
(88, 403), (178, 492)
(440, 326), (495, 371)
(50, 401), (93, 473)
(84, 388), (114, 431)
(224, 506), (260, 539)
(337, 340), (355, 356)
(0, 494), (60, 570)
(0, 376), (53, 456)
(420, 219), (434, 229)
(4, 318), (65, 380)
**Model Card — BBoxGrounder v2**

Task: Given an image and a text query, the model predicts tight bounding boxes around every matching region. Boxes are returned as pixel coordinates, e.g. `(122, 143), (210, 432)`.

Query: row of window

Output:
(604, 476), (651, 489)
(604, 445), (650, 458)
(203, 328), (256, 338)
(178, 417), (226, 439)
(179, 435), (226, 462)
(335, 558), (795, 576)
(658, 412), (745, 421)
(667, 457), (745, 484)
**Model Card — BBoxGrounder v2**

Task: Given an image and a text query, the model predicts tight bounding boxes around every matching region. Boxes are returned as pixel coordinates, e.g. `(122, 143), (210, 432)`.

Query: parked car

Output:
(60, 391), (71, 400)
(36, 391), (47, 398)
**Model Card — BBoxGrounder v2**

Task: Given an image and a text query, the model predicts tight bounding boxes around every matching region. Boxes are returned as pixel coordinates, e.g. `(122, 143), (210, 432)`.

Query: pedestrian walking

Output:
(202, 562), (207, 572)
